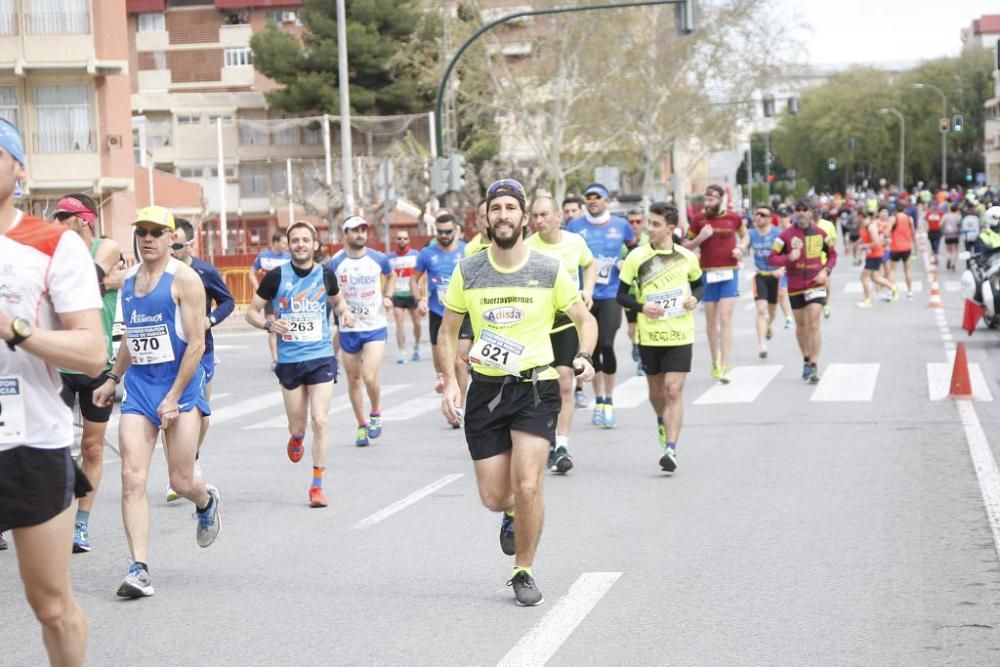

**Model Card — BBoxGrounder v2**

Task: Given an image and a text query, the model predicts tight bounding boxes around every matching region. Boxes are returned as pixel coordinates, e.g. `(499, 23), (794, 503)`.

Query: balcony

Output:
(219, 23), (251, 48)
(221, 65), (254, 87)
(15, 11), (96, 72)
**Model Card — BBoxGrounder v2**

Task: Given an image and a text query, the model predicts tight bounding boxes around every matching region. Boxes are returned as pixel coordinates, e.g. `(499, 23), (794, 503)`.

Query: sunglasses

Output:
(53, 211), (76, 222)
(584, 193), (603, 201)
(134, 227), (168, 238)
(486, 179), (526, 199)
(754, 211), (770, 217)
(437, 228), (456, 235)
(170, 241), (193, 251)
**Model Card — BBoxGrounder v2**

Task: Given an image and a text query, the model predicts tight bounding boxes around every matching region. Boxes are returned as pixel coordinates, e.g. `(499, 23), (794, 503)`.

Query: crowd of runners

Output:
(5, 106), (1000, 663)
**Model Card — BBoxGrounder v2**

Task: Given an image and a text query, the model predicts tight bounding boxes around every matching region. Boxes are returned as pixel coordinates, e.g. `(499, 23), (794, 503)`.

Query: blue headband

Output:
(0, 119), (25, 166)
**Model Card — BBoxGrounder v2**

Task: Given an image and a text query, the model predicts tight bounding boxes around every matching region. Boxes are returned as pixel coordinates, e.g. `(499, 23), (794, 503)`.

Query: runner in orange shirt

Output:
(888, 209), (915, 299)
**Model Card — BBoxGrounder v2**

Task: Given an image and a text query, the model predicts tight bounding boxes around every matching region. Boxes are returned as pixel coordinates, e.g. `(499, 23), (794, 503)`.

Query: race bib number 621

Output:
(469, 330), (525, 376)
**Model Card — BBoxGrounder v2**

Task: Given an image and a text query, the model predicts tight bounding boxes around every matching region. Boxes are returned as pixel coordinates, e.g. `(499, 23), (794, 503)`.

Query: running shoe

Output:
(195, 485), (221, 548)
(808, 367), (821, 384)
(287, 435), (304, 463)
(166, 486), (180, 502)
(856, 299), (872, 309)
(411, 347), (420, 362)
(309, 486), (328, 508)
(801, 363), (811, 381)
(602, 404), (617, 428)
(784, 317), (793, 330)
(547, 446), (557, 470)
(657, 423), (667, 449)
(759, 349), (768, 359)
(396, 353), (406, 364)
(553, 446), (574, 474)
(631, 344), (640, 363)
(574, 388), (588, 409)
(636, 363), (645, 377)
(508, 570), (544, 606)
(659, 447), (678, 473)
(73, 521), (91, 553)
(906, 291), (914, 301)
(355, 426), (369, 447)
(717, 367), (731, 384)
(823, 304), (831, 319)
(367, 414), (383, 439)
(591, 404), (605, 426)
(117, 562), (154, 598)
(891, 285), (900, 301)
(765, 325), (773, 340)
(0, 532), (6, 550)
(434, 373), (445, 394)
(499, 513), (516, 556)
(710, 362), (722, 380)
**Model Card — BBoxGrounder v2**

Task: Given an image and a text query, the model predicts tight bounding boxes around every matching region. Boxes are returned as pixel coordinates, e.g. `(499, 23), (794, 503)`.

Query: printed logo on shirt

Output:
(483, 306), (525, 325)
(130, 311), (163, 325)
(0, 284), (21, 304)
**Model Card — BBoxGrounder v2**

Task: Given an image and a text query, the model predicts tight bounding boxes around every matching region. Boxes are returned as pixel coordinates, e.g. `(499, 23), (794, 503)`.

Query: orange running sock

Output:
(312, 466), (324, 489)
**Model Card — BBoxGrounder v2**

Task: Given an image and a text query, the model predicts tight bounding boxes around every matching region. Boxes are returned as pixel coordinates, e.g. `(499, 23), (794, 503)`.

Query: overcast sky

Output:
(791, 1), (998, 66)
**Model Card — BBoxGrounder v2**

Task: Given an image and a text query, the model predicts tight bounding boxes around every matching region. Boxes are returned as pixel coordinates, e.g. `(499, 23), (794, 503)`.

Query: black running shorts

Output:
(889, 250), (911, 262)
(789, 290), (827, 310)
(0, 446), (91, 532)
(753, 274), (779, 305)
(464, 377), (560, 461)
(429, 312), (474, 346)
(59, 371), (113, 423)
(274, 357), (338, 390)
(638, 343), (692, 375)
(392, 295), (418, 310)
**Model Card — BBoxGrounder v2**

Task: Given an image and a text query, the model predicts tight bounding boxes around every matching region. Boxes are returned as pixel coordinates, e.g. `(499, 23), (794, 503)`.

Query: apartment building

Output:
(0, 0), (136, 244)
(985, 40), (1000, 187)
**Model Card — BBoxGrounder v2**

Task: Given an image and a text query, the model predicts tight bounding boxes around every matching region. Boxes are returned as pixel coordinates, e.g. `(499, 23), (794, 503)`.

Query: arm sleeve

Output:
(204, 266), (235, 324)
(823, 233), (837, 273)
(256, 267), (281, 300)
(323, 267), (340, 296)
(616, 279), (643, 311)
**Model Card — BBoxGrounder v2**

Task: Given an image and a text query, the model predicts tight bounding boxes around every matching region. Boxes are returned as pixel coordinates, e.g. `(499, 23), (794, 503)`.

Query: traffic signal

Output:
(675, 0), (696, 34)
(762, 95), (775, 118)
(939, 117), (950, 132)
(953, 114), (964, 133)
(965, 167), (973, 183)
(447, 154), (466, 193)
(827, 157), (837, 172)
(430, 157), (449, 196)
(787, 97), (799, 116)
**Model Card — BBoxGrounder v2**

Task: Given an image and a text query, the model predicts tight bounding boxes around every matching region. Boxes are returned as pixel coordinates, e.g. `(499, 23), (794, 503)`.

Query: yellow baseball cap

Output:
(134, 205), (175, 230)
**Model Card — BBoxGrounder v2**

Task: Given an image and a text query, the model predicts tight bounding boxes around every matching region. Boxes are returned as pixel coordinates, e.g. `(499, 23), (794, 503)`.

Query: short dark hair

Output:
(755, 205), (772, 214)
(562, 196), (584, 208)
(174, 218), (194, 241)
(271, 231), (284, 244)
(286, 220), (317, 242)
(435, 212), (457, 226)
(649, 201), (679, 224)
(705, 184), (725, 198)
(63, 192), (98, 214)
(627, 208), (643, 217)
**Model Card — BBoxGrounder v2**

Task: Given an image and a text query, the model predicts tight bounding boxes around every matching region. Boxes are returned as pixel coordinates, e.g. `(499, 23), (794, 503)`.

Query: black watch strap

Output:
(7, 318), (27, 351)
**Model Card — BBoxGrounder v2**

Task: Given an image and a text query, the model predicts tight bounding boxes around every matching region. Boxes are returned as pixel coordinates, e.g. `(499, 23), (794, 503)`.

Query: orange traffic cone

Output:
(928, 278), (942, 309)
(949, 342), (973, 400)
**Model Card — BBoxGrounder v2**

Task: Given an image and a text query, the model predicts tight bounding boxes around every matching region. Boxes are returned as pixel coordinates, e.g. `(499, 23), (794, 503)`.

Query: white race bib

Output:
(127, 324), (175, 365)
(595, 257), (617, 285)
(706, 269), (734, 284)
(804, 287), (827, 301)
(435, 279), (450, 305)
(646, 288), (687, 318)
(282, 312), (323, 342)
(0, 375), (26, 445)
(469, 330), (525, 376)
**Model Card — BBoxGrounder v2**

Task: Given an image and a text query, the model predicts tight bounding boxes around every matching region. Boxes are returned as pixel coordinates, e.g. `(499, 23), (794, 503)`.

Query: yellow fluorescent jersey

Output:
(525, 230), (594, 333)
(619, 244), (702, 346)
(464, 232), (491, 257)
(443, 249), (580, 380)
(817, 218), (837, 264)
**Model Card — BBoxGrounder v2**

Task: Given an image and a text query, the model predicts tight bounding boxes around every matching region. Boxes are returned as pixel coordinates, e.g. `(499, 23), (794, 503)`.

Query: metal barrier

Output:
(220, 267), (254, 306)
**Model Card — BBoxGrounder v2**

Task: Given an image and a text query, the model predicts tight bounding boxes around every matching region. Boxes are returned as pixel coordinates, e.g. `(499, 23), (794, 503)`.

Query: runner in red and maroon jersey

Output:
(925, 205), (943, 264)
(683, 184), (747, 383)
(768, 201), (835, 384)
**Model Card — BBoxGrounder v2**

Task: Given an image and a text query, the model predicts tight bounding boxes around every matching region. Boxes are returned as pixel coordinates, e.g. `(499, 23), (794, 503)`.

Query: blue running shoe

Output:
(396, 353), (406, 364)
(117, 561), (154, 598)
(355, 426), (369, 447)
(591, 403), (605, 426)
(195, 485), (221, 548)
(411, 347), (420, 362)
(801, 363), (811, 381)
(367, 414), (383, 439)
(602, 404), (617, 428)
(73, 521), (91, 553)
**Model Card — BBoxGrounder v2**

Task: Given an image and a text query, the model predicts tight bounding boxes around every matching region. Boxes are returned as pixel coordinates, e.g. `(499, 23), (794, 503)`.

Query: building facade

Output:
(985, 39), (1000, 188)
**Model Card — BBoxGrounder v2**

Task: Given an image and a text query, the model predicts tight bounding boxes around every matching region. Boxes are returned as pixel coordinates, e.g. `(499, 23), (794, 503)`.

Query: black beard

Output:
(705, 204), (720, 216)
(493, 231), (519, 250)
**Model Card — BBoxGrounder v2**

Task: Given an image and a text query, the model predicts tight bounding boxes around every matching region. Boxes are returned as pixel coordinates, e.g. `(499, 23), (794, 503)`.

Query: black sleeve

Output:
(690, 279), (705, 301)
(616, 280), (643, 311)
(323, 266), (339, 296)
(94, 263), (107, 297)
(256, 267), (282, 301)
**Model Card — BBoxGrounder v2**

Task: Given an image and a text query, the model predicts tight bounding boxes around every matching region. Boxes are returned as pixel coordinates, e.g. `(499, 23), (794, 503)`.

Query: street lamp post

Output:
(913, 82), (947, 188)
(879, 107), (905, 191)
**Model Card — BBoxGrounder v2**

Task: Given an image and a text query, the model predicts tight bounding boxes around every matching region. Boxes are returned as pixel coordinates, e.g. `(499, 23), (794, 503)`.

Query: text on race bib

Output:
(469, 329), (524, 376)
(0, 375), (25, 445)
(804, 287), (827, 301)
(594, 257), (616, 285)
(281, 312), (323, 342)
(127, 324), (176, 365)
(706, 269), (734, 284)
(646, 288), (687, 318)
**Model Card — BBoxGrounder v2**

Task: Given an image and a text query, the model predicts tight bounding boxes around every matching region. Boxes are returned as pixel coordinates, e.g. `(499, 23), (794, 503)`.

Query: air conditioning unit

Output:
(281, 11), (297, 23)
(106, 134), (123, 149)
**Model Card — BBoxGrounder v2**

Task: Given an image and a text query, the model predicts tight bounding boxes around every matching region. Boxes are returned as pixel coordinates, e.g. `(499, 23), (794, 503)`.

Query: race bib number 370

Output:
(470, 330), (525, 376)
(128, 324), (175, 365)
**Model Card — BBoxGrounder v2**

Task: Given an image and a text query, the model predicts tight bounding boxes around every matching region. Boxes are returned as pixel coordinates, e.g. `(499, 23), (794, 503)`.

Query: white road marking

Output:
(350, 474), (463, 529)
(957, 401), (1000, 560)
(609, 376), (650, 409)
(809, 363), (879, 402)
(497, 572), (623, 667)
(243, 384), (410, 429)
(693, 365), (783, 405)
(382, 393), (442, 421)
(944, 280), (962, 292)
(926, 363), (993, 401)
(213, 392), (286, 425)
(743, 301), (756, 311)
(212, 344), (245, 351)
(844, 281), (923, 294)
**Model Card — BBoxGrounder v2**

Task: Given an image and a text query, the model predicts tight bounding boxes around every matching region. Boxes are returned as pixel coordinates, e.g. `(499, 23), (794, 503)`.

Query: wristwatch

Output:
(574, 351), (593, 364)
(263, 320), (272, 332)
(7, 317), (32, 350)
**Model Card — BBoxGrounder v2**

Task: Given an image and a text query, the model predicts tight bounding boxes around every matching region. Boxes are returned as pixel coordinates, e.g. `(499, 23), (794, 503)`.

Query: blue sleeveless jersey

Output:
(748, 226), (781, 272)
(272, 262), (333, 363)
(415, 241), (466, 316)
(566, 215), (635, 300)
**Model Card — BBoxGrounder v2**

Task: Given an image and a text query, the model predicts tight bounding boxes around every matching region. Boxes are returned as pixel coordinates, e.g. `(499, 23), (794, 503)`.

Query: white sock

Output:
(555, 435), (569, 450)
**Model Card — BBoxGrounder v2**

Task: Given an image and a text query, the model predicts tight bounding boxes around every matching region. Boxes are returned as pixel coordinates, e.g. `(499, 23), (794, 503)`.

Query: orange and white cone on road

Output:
(948, 342), (974, 400)
(928, 271), (943, 309)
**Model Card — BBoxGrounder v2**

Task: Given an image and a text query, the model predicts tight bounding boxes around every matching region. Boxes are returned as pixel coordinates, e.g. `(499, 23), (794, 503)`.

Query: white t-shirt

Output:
(327, 248), (392, 332)
(0, 212), (103, 451)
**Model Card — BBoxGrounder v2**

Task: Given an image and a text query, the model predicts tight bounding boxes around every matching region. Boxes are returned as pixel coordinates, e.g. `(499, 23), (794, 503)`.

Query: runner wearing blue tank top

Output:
(566, 183), (636, 428)
(748, 206), (784, 359)
(410, 213), (471, 427)
(328, 216), (395, 446)
(92, 206), (221, 599)
(247, 221), (355, 508)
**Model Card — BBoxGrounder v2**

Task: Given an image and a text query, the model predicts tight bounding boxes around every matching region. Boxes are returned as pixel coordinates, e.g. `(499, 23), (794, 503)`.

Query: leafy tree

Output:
(251, 0), (439, 115)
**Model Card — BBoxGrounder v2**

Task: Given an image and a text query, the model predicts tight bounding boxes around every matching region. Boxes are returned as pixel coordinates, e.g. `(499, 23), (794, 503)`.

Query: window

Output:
(240, 166), (268, 198)
(270, 163), (288, 193)
(34, 85), (92, 153)
(266, 10), (300, 25)
(302, 122), (322, 145)
(177, 115), (201, 125)
(0, 0), (15, 35)
(271, 117), (297, 145)
(210, 167), (235, 179)
(224, 48), (253, 68)
(137, 12), (165, 32)
(208, 114), (233, 124)
(146, 117), (172, 148)
(178, 168), (202, 179)
(238, 118), (269, 146)
(28, 0), (89, 35)
(0, 86), (18, 128)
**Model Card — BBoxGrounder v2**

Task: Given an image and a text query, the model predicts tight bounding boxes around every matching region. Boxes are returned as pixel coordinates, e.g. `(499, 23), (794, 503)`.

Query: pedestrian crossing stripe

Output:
(243, 384), (410, 429)
(809, 363), (879, 402)
(843, 281), (923, 294)
(693, 365), (783, 404)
